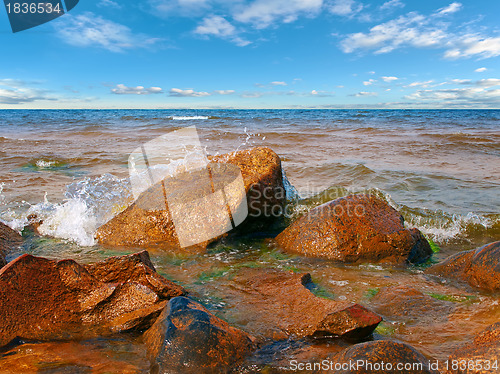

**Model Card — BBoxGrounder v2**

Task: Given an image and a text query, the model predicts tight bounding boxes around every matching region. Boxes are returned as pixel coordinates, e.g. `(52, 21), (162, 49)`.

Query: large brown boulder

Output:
(276, 194), (432, 265)
(426, 241), (500, 292)
(223, 268), (382, 341)
(96, 147), (285, 249)
(143, 296), (255, 374)
(448, 323), (500, 374)
(0, 222), (23, 267)
(332, 340), (438, 374)
(0, 251), (185, 347)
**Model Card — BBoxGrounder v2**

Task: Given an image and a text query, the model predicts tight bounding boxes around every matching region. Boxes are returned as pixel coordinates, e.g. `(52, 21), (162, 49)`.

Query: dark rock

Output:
(96, 147), (285, 249)
(0, 221), (22, 268)
(426, 241), (500, 292)
(276, 194), (432, 265)
(224, 268), (381, 341)
(332, 340), (438, 374)
(143, 296), (255, 374)
(448, 322), (500, 373)
(370, 285), (454, 323)
(0, 251), (184, 347)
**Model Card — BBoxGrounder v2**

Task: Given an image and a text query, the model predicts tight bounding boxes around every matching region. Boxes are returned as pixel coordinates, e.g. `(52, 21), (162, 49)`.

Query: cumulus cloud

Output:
(270, 81), (287, 86)
(405, 87), (500, 105)
(351, 91), (378, 97)
(194, 15), (250, 46)
(328, 0), (363, 17)
(363, 79), (376, 86)
(55, 12), (162, 52)
(404, 80), (435, 88)
(111, 84), (163, 95)
(475, 67), (487, 73)
(0, 80), (55, 105)
(214, 90), (235, 95)
(234, 0), (323, 29)
(339, 3), (500, 60)
(381, 76), (398, 82)
(437, 2), (462, 15)
(97, 0), (122, 9)
(379, 0), (404, 11)
(169, 88), (211, 97)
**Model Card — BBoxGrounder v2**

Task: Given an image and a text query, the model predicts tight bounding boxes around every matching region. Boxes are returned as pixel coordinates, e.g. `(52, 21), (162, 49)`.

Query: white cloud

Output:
(111, 84), (163, 95)
(56, 12), (161, 52)
(437, 2), (462, 15)
(339, 4), (500, 60)
(379, 0), (404, 11)
(475, 67), (487, 73)
(169, 88), (211, 97)
(404, 80), (435, 88)
(381, 76), (398, 82)
(234, 0), (323, 29)
(352, 91), (378, 97)
(214, 90), (235, 95)
(444, 35), (500, 60)
(328, 0), (363, 17)
(194, 15), (251, 46)
(476, 79), (500, 87)
(270, 81), (287, 86)
(405, 87), (500, 105)
(0, 80), (55, 105)
(363, 79), (376, 86)
(97, 0), (122, 9)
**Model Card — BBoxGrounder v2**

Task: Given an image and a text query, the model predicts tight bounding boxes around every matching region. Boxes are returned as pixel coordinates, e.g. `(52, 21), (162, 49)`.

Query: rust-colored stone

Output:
(143, 296), (255, 374)
(332, 340), (438, 374)
(426, 241), (500, 292)
(0, 251), (184, 347)
(448, 322), (500, 374)
(276, 194), (432, 265)
(226, 268), (381, 341)
(96, 147), (285, 249)
(84, 250), (185, 299)
(0, 221), (22, 268)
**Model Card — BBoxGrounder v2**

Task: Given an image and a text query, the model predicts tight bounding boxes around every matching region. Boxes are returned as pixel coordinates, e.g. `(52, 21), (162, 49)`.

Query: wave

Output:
(170, 116), (210, 120)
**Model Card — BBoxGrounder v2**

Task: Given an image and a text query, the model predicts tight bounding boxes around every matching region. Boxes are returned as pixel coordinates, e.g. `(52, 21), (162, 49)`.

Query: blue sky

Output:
(1, 0), (500, 109)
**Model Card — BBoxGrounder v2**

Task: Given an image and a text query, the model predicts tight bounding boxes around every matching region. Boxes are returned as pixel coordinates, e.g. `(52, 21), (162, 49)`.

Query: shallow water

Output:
(0, 109), (499, 371)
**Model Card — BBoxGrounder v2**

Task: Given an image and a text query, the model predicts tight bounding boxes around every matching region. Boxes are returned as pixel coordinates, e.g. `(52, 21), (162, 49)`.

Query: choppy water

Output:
(0, 109), (499, 370)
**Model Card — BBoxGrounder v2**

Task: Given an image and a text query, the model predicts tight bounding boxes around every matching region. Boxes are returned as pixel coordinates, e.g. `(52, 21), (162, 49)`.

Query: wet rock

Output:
(426, 241), (500, 292)
(224, 268), (381, 341)
(0, 251), (184, 347)
(0, 221), (23, 268)
(276, 194), (432, 265)
(143, 296), (255, 374)
(370, 285), (454, 323)
(84, 250), (185, 299)
(96, 147), (285, 249)
(448, 322), (500, 374)
(332, 340), (438, 374)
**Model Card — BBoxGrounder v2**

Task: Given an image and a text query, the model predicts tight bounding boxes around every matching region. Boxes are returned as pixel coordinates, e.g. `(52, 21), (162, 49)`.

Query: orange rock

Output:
(426, 241), (500, 292)
(96, 147), (285, 249)
(276, 194), (432, 265)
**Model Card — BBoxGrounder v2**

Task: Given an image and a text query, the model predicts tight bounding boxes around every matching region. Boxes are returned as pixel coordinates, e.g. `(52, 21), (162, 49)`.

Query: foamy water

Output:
(0, 109), (498, 249)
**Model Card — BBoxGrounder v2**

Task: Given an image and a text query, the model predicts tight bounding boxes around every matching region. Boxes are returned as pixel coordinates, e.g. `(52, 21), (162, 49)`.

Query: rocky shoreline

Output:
(0, 147), (499, 373)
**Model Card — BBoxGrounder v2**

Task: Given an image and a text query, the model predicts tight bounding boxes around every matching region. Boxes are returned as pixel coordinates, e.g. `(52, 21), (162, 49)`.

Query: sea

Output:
(0, 109), (499, 367)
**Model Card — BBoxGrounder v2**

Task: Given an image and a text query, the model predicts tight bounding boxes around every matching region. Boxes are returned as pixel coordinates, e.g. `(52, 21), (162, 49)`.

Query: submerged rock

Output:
(143, 296), (255, 374)
(426, 241), (500, 292)
(276, 194), (432, 265)
(96, 147), (285, 249)
(0, 251), (185, 347)
(332, 340), (438, 374)
(448, 322), (500, 374)
(225, 268), (381, 341)
(370, 285), (455, 323)
(0, 222), (23, 268)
